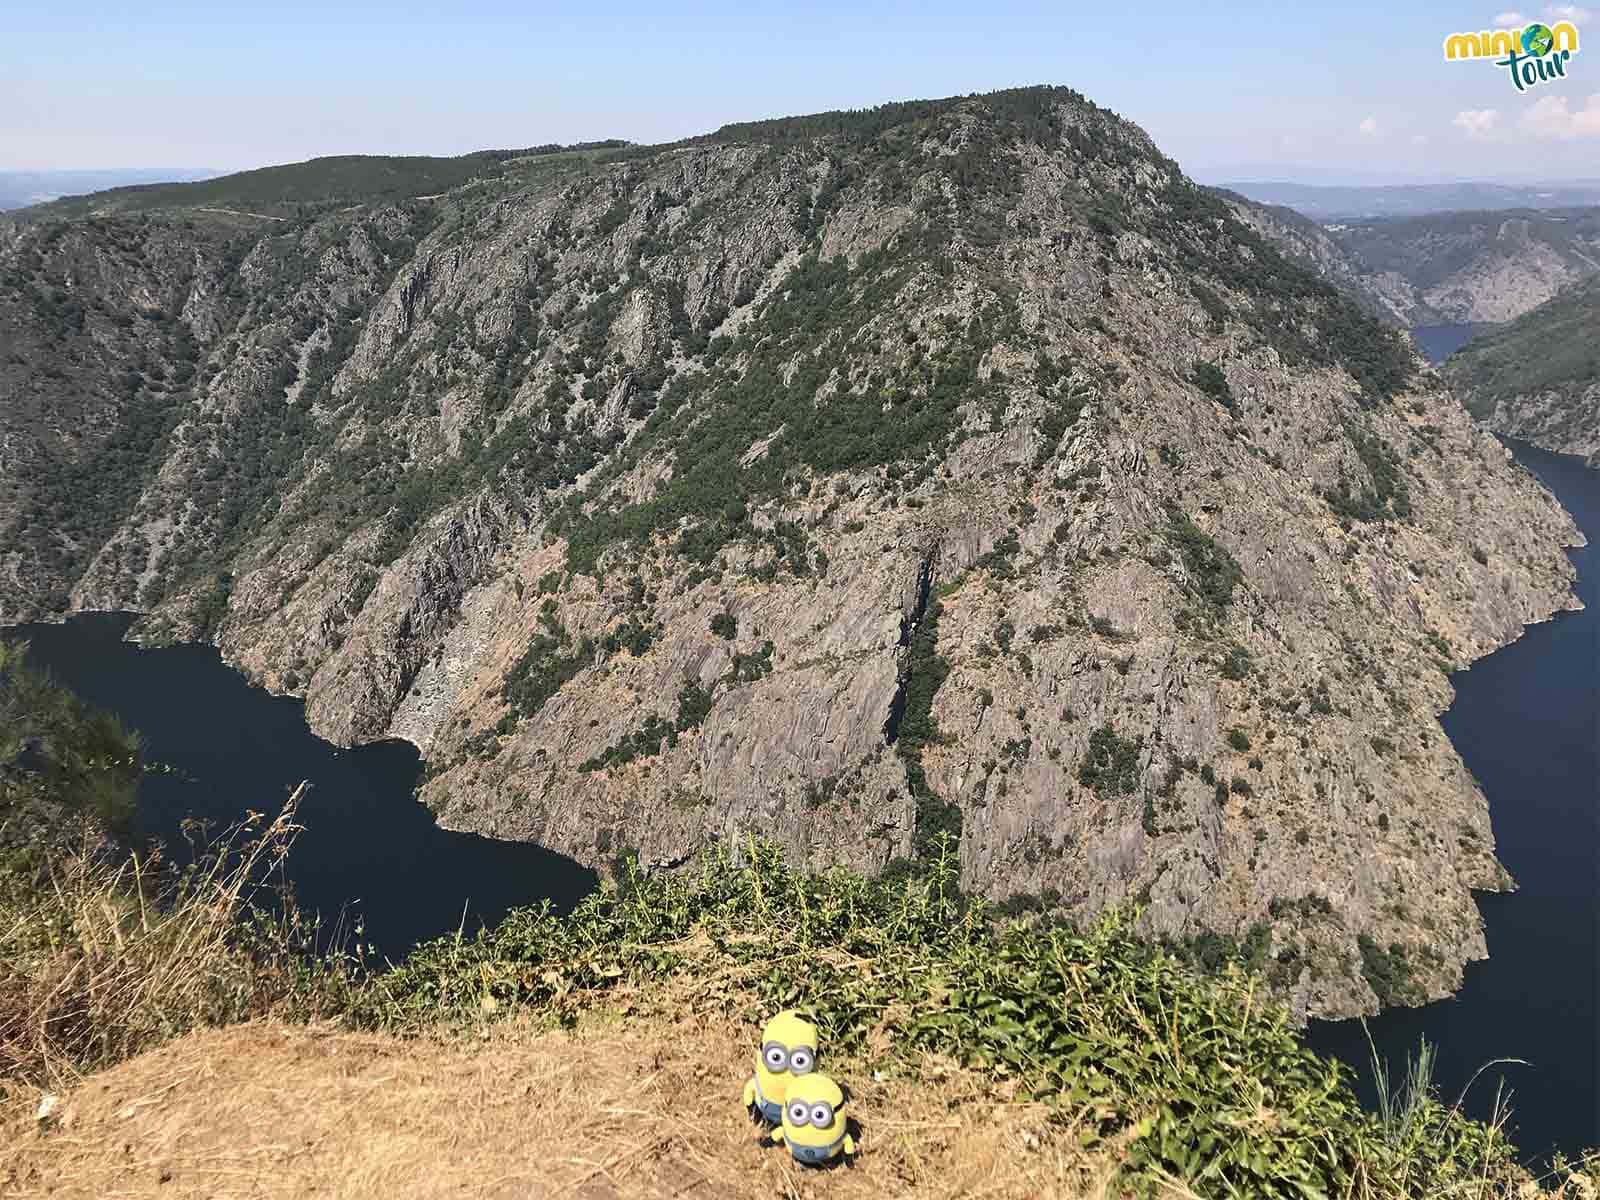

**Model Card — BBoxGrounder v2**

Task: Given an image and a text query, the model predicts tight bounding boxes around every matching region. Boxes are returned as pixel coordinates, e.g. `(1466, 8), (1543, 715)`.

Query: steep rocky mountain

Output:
(1225, 197), (1600, 326)
(1444, 274), (1600, 464)
(0, 87), (1581, 1020)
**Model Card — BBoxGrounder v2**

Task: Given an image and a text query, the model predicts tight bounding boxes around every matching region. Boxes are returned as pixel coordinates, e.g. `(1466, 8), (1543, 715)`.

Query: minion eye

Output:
(788, 1100), (809, 1124)
(763, 1043), (788, 1071)
(788, 1047), (814, 1074)
(810, 1103), (833, 1126)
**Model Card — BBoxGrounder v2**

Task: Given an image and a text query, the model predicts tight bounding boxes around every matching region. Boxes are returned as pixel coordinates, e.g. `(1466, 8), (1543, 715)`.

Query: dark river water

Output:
(1411, 322), (1491, 363)
(1306, 335), (1599, 1163)
(2, 612), (595, 962)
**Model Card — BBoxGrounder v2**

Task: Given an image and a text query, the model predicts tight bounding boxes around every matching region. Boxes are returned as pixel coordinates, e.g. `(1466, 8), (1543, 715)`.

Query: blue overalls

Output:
(788, 1132), (847, 1166)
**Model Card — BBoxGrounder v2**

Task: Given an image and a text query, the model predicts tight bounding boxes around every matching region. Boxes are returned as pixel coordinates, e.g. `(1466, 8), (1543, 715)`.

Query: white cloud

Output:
(1521, 93), (1600, 138)
(1359, 116), (1380, 136)
(1545, 4), (1592, 22)
(1493, 10), (1526, 25)
(1453, 108), (1503, 137)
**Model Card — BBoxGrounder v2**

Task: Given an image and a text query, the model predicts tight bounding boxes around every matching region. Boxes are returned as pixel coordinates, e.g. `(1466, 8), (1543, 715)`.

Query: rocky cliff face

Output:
(0, 88), (1581, 1019)
(1444, 273), (1600, 464)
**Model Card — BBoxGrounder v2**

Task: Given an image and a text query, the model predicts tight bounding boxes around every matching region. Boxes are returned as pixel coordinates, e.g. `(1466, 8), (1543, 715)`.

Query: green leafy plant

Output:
(354, 840), (1546, 1197)
(1166, 508), (1243, 612)
(892, 601), (959, 854)
(1191, 360), (1235, 410)
(1078, 724), (1143, 795)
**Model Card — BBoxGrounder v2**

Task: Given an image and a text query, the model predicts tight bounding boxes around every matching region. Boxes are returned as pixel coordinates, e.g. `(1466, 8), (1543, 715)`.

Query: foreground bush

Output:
(357, 842), (1595, 1198)
(4, 795), (1596, 1196)
(0, 787), (355, 1085)
(0, 639), (141, 845)
(1, 641), (356, 1084)
(3, 640), (1595, 1195)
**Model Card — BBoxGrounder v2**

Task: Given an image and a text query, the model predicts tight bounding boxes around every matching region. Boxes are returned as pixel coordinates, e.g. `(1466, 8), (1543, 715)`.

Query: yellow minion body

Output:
(742, 1010), (818, 1123)
(769, 1072), (855, 1165)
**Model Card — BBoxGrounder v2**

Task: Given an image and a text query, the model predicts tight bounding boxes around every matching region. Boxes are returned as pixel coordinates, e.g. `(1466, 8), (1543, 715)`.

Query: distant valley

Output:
(1445, 275), (1600, 465)
(0, 168), (219, 212)
(1221, 189), (1600, 465)
(1226, 196), (1600, 326)
(1220, 179), (1600, 221)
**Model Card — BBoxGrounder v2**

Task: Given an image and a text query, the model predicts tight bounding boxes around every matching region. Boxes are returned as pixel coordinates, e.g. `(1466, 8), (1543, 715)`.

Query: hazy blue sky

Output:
(5, 1), (1598, 180)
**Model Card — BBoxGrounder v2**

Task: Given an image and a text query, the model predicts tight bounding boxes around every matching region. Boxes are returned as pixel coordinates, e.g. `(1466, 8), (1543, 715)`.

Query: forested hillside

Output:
(1445, 274), (1600, 463)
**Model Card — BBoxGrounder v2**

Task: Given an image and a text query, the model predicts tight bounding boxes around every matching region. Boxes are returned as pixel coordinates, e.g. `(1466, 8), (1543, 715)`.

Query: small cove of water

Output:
(1412, 323), (1492, 363)
(3, 612), (596, 963)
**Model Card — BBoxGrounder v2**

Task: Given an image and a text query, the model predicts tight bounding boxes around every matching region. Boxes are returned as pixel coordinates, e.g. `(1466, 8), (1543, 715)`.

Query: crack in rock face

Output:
(883, 546), (939, 746)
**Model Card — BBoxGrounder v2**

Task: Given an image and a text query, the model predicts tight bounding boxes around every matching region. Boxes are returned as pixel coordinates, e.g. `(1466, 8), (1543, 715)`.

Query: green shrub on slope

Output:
(359, 840), (1542, 1198)
(0, 640), (143, 843)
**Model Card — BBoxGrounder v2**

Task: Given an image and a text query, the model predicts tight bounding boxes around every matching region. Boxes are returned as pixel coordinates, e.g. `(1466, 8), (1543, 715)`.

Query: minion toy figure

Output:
(769, 1072), (856, 1166)
(742, 1010), (818, 1125)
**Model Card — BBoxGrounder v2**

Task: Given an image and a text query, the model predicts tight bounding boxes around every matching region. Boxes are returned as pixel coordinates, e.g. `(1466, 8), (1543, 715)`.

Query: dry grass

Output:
(0, 1006), (1126, 1200)
(1, 938), (1596, 1200)
(3, 787), (1595, 1199)
(0, 785), (334, 1087)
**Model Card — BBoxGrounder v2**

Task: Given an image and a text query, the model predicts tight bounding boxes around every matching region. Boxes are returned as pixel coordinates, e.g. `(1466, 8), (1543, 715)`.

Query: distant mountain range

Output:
(0, 169), (219, 212)
(1219, 186), (1600, 464)
(1220, 180), (1600, 221)
(1223, 193), (1600, 326)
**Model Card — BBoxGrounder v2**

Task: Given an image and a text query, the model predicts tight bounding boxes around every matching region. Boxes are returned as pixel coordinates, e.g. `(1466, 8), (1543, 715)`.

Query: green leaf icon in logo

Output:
(1522, 23), (1555, 56)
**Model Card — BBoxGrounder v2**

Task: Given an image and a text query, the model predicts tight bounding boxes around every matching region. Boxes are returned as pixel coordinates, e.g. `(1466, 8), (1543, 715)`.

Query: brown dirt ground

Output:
(0, 1010), (1127, 1200)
